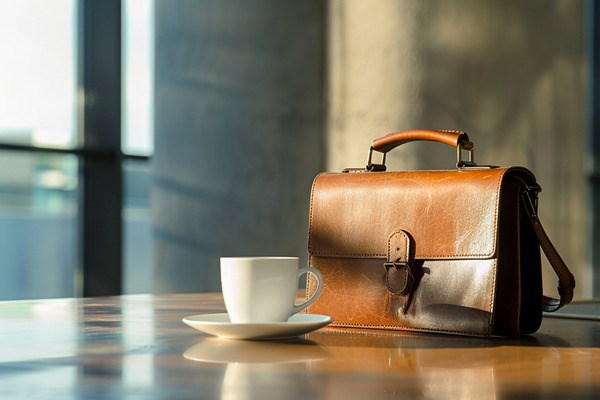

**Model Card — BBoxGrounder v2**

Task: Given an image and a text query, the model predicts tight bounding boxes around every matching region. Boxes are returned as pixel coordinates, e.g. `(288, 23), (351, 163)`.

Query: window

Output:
(0, 0), (153, 300)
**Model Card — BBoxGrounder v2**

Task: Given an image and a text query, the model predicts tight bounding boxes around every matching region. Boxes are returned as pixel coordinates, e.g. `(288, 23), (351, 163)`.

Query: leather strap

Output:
(523, 194), (576, 312)
(385, 230), (414, 296)
(385, 230), (419, 313)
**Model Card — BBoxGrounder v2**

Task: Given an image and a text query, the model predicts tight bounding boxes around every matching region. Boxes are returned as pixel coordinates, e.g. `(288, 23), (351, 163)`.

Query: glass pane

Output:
(0, 151), (78, 300)
(0, 0), (76, 148)
(123, 159), (152, 294)
(122, 0), (154, 156)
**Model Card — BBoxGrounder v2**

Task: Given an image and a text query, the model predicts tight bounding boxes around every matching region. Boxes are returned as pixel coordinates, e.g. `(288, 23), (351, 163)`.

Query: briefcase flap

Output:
(308, 168), (515, 261)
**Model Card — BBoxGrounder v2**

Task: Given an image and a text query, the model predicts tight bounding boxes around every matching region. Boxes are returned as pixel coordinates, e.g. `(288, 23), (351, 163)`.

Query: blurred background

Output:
(0, 0), (595, 300)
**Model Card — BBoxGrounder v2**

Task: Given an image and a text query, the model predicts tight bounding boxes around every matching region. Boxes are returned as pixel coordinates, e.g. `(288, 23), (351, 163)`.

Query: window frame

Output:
(77, 0), (123, 296)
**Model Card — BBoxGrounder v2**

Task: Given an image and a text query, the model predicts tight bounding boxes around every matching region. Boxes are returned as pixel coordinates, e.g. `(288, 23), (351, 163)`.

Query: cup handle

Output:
(292, 267), (323, 315)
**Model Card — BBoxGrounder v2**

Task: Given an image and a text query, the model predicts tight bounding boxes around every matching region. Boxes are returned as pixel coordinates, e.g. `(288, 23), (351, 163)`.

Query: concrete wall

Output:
(153, 1), (325, 293)
(153, 0), (588, 298)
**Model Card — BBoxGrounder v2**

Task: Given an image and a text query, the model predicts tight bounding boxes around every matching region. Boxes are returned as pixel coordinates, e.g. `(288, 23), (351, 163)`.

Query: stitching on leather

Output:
(487, 259), (497, 336)
(305, 172), (322, 305)
(307, 172), (327, 255)
(311, 251), (491, 259)
(387, 229), (410, 262)
(327, 321), (490, 337)
(315, 252), (387, 258)
(319, 327), (491, 343)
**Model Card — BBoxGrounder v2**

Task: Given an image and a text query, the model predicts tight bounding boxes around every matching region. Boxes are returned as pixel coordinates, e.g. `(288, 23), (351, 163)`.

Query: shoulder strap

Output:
(522, 190), (576, 312)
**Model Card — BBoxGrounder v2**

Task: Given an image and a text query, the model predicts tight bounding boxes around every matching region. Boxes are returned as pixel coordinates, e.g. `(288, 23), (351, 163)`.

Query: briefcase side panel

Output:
(306, 256), (496, 337)
(505, 173), (543, 334)
(492, 181), (522, 337)
(518, 210), (543, 334)
(492, 171), (543, 336)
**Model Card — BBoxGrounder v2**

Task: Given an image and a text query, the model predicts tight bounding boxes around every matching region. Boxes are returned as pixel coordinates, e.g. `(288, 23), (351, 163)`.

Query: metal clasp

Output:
(456, 141), (476, 168)
(366, 147), (387, 171)
(521, 183), (542, 220)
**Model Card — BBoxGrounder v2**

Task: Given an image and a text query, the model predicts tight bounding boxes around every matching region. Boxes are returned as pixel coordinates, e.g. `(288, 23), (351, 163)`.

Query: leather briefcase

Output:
(305, 129), (575, 337)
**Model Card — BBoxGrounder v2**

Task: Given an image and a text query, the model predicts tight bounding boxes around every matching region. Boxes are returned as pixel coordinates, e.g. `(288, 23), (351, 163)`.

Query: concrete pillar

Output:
(327, 0), (425, 172)
(153, 1), (325, 293)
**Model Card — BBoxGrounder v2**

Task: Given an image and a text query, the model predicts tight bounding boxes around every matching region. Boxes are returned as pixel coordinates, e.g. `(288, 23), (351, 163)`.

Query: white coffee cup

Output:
(220, 257), (323, 323)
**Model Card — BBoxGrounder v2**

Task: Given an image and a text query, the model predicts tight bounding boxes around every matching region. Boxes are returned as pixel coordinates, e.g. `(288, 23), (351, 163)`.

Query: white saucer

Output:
(182, 313), (334, 340)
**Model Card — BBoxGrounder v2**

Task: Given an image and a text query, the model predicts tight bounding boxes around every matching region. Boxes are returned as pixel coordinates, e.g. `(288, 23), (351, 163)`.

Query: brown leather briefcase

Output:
(306, 129), (575, 337)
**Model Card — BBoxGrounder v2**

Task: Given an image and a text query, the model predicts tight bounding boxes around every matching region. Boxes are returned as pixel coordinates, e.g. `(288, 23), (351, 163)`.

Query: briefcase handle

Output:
(368, 129), (475, 170)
